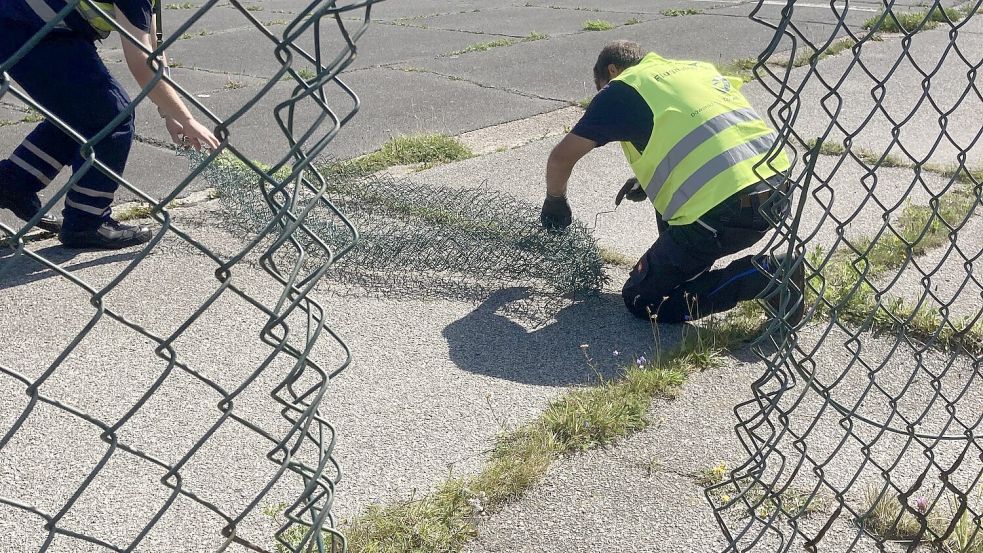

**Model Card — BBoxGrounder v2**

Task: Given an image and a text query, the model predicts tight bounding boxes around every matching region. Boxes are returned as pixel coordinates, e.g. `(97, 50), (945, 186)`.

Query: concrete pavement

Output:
(2, 1), (981, 552)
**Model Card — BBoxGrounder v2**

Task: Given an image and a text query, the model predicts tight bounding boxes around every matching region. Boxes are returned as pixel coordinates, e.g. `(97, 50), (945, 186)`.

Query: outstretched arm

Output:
(545, 133), (597, 198)
(117, 13), (220, 150)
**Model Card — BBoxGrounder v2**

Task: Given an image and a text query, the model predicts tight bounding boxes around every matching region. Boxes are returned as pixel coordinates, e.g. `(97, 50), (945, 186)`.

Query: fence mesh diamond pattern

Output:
(712, 1), (982, 551)
(0, 1), (385, 551)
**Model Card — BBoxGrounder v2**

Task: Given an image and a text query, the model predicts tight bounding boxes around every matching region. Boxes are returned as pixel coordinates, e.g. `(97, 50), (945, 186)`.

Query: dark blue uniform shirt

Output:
(571, 81), (655, 153)
(0, 0), (153, 38)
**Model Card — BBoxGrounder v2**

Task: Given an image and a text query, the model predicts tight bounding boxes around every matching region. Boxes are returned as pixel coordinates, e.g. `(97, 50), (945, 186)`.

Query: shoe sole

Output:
(59, 234), (152, 250)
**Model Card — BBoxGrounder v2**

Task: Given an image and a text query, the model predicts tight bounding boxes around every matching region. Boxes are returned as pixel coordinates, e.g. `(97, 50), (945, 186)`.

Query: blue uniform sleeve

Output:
(114, 0), (153, 32)
(571, 81), (654, 153)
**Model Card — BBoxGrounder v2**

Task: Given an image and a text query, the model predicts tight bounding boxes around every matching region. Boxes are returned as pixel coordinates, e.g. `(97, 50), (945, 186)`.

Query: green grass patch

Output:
(698, 462), (827, 519)
(863, 6), (964, 33)
(717, 57), (758, 83)
(295, 67), (317, 81)
(583, 19), (615, 31)
(448, 33), (548, 56)
(224, 79), (245, 90)
(245, 3), (263, 11)
(778, 37), (858, 68)
(20, 109), (44, 124)
(661, 8), (703, 17)
(0, 119), (15, 127)
(807, 167), (982, 354)
(860, 486), (983, 551)
(625, 17), (643, 25)
(450, 38), (518, 55)
(328, 134), (474, 176)
(598, 247), (636, 267)
(333, 313), (762, 552)
(164, 2), (194, 9)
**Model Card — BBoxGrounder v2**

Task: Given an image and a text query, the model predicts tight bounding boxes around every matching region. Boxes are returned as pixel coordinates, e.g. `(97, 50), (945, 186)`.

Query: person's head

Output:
(592, 40), (644, 90)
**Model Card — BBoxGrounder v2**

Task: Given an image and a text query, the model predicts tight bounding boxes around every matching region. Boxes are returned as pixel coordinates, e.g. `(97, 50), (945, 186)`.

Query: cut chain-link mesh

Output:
(712, 1), (982, 551)
(182, 148), (608, 305)
(0, 1), (384, 551)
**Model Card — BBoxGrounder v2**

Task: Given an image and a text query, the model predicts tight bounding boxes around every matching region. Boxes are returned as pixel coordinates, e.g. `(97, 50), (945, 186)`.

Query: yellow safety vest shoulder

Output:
(23, 0), (155, 40)
(612, 52), (790, 225)
(76, 1), (117, 40)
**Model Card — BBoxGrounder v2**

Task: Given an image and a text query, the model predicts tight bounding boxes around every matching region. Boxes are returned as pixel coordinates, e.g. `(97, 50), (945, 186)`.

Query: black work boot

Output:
(767, 255), (805, 326)
(60, 218), (152, 250)
(0, 186), (63, 233)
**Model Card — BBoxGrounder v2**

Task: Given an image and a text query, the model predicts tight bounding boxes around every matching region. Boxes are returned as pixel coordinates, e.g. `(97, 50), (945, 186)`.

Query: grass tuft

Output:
(583, 19), (615, 31)
(329, 134), (474, 176)
(863, 6), (964, 33)
(339, 315), (757, 552)
(625, 17), (643, 25)
(661, 8), (703, 17)
(717, 57), (758, 83)
(777, 37), (858, 68)
(448, 33), (549, 56)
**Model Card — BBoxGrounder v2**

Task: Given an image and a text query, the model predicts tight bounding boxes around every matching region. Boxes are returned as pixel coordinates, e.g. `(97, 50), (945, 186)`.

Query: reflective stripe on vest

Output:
(22, 0), (117, 39)
(613, 53), (791, 225)
(23, 0), (71, 30)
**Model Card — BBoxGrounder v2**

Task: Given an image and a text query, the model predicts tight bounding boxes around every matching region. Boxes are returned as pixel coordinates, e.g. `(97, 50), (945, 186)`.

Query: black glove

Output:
(540, 194), (572, 231)
(615, 177), (646, 206)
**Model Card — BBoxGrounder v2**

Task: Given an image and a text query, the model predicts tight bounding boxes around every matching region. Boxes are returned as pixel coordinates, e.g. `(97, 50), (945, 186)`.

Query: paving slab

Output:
(518, 0), (738, 14)
(163, 21), (485, 80)
(396, 14), (803, 103)
(469, 320), (979, 552)
(417, 6), (647, 38)
(0, 197), (689, 550)
(126, 66), (564, 164)
(740, 25), (983, 168)
(877, 212), (983, 323)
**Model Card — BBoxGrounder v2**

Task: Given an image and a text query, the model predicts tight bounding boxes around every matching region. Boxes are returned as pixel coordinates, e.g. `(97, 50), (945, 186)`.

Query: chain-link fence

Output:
(711, 0), (982, 551)
(0, 1), (387, 551)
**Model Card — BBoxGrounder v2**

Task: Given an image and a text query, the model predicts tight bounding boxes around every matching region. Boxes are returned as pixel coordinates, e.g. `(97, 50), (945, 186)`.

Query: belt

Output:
(739, 175), (790, 209)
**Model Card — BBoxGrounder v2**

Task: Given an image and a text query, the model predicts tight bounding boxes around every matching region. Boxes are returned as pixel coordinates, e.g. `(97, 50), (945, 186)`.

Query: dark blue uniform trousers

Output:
(623, 176), (790, 323)
(0, 22), (134, 231)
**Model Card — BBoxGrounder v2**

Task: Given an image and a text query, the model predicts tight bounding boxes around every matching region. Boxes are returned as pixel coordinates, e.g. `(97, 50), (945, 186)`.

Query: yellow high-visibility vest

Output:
(613, 53), (790, 225)
(23, 0), (156, 40)
(76, 1), (117, 40)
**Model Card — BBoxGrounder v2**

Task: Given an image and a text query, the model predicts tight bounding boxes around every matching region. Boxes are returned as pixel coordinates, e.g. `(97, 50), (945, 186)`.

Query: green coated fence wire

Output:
(182, 148), (609, 303)
(0, 1), (386, 552)
(710, 1), (983, 552)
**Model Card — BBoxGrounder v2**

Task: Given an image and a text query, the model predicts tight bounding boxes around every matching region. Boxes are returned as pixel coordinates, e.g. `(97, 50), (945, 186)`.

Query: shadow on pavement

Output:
(443, 287), (689, 387)
(0, 244), (137, 291)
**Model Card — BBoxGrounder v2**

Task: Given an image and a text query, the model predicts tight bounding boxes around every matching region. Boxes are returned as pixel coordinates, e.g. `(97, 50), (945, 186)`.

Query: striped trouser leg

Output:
(0, 121), (72, 194)
(2, 28), (135, 230)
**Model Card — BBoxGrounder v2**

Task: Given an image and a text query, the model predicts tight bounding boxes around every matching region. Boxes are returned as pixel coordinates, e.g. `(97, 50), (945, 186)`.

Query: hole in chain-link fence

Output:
(711, 0), (982, 551)
(0, 1), (388, 551)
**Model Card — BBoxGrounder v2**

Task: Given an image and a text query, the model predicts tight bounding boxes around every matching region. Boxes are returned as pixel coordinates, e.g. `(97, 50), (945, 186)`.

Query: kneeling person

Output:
(540, 40), (804, 324)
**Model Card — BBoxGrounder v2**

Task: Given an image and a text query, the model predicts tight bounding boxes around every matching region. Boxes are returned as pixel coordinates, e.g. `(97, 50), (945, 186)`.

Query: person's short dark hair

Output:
(593, 40), (644, 82)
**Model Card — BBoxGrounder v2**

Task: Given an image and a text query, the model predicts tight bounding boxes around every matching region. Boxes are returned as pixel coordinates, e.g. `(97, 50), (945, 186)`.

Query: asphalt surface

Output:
(1, 1), (981, 551)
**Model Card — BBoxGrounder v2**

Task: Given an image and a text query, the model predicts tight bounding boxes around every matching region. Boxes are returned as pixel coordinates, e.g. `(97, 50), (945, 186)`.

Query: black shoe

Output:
(59, 219), (152, 250)
(767, 255), (806, 326)
(0, 187), (62, 233)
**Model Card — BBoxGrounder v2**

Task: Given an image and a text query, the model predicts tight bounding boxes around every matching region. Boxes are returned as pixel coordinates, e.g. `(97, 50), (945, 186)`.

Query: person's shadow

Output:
(0, 243), (138, 291)
(442, 287), (692, 387)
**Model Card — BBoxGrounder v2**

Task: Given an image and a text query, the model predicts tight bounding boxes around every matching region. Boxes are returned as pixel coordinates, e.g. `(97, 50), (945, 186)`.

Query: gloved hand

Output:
(615, 177), (646, 206)
(540, 194), (572, 231)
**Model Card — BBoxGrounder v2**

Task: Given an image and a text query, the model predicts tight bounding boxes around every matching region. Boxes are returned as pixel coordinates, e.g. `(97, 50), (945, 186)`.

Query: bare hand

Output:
(165, 117), (220, 151)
